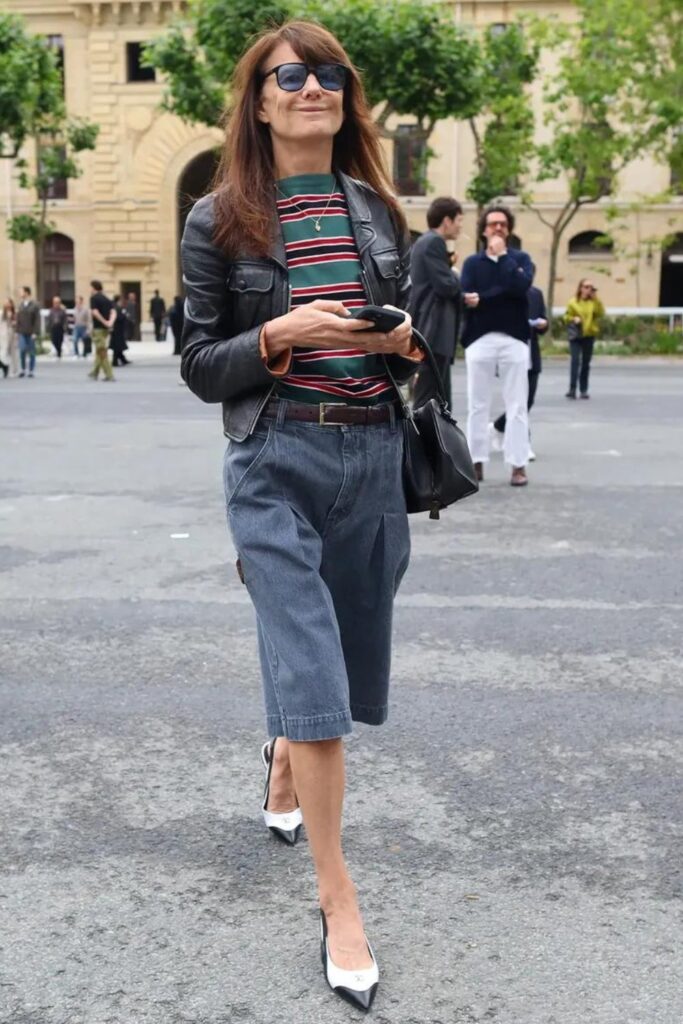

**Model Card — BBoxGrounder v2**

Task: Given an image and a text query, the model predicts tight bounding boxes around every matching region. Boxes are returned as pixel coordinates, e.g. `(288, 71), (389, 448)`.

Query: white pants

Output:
(465, 332), (530, 467)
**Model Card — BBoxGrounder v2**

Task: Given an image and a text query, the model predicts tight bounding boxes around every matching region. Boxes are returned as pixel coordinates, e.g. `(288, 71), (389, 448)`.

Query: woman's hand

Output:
(263, 300), (413, 359)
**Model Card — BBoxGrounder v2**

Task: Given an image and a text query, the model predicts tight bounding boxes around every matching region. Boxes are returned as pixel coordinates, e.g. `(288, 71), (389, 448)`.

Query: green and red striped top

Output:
(275, 173), (393, 405)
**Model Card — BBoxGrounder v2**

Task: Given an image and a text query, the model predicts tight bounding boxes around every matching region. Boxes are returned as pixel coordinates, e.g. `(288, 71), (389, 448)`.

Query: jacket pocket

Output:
(370, 248), (401, 306)
(227, 261), (276, 331)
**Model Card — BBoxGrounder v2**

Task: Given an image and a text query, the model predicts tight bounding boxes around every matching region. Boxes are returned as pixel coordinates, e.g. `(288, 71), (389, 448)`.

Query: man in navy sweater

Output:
(460, 204), (534, 486)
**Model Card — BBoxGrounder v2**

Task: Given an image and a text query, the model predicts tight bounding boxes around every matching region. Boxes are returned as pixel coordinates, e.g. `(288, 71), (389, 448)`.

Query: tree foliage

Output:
(466, 23), (539, 213)
(525, 0), (683, 312)
(1, 13), (99, 294)
(146, 0), (481, 155)
(0, 13), (64, 158)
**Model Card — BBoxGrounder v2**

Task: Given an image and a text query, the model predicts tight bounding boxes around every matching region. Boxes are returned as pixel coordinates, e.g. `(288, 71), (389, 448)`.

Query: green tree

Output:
(465, 23), (539, 216)
(146, 0), (482, 190)
(1, 14), (99, 299)
(524, 0), (683, 314)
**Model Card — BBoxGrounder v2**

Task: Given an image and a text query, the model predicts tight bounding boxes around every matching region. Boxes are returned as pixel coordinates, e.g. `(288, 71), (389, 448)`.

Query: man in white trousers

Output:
(460, 205), (534, 487)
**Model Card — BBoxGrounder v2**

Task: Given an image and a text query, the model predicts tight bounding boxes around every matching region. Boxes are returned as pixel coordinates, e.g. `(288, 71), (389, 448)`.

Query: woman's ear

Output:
(256, 98), (270, 125)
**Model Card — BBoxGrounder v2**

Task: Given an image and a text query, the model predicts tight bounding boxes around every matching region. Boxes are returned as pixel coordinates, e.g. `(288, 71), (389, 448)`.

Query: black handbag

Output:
(567, 320), (582, 342)
(386, 329), (479, 520)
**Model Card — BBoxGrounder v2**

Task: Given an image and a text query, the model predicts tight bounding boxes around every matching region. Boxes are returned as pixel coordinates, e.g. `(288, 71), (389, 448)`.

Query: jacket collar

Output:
(268, 170), (376, 269)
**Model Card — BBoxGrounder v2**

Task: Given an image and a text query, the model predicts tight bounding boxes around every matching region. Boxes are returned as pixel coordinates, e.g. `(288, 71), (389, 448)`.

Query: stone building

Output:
(1, 0), (681, 315)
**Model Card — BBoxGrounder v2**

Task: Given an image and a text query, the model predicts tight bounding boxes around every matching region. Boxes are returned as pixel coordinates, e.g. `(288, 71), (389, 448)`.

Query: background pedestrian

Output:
(460, 204), (534, 486)
(46, 296), (68, 359)
(125, 292), (140, 342)
(109, 295), (130, 366)
(72, 296), (91, 357)
(88, 281), (116, 381)
(491, 284), (548, 460)
(149, 289), (166, 341)
(565, 278), (605, 399)
(15, 286), (40, 378)
(410, 196), (463, 408)
(0, 299), (17, 378)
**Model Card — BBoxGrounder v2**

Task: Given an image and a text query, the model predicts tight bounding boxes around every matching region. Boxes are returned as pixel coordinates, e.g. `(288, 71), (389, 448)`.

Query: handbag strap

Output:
(384, 326), (451, 426)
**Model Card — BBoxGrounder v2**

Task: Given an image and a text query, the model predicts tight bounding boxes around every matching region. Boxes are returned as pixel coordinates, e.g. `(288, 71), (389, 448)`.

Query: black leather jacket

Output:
(180, 171), (418, 440)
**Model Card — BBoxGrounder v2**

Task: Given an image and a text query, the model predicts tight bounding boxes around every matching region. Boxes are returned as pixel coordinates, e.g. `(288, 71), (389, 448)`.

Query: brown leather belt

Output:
(263, 399), (399, 426)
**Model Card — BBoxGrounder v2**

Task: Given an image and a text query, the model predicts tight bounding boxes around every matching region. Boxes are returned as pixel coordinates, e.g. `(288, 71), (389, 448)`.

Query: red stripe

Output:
(276, 192), (344, 206)
(285, 236), (355, 250)
(287, 253), (358, 268)
(291, 283), (364, 295)
(278, 208), (346, 223)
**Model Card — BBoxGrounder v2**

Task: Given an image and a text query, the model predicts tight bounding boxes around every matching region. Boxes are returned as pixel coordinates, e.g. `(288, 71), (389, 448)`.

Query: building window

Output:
(39, 145), (68, 200)
(41, 232), (75, 307)
(393, 126), (426, 196)
(568, 231), (614, 258)
(126, 42), (155, 83)
(489, 23), (509, 37)
(46, 34), (65, 94)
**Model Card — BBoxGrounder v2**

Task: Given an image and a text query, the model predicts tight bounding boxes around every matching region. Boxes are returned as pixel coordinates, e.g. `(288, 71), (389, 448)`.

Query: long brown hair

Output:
(213, 20), (404, 257)
(575, 278), (595, 300)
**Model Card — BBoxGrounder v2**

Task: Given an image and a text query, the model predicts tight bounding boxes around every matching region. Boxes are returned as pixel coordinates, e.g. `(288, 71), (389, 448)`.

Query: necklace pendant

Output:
(315, 222), (321, 232)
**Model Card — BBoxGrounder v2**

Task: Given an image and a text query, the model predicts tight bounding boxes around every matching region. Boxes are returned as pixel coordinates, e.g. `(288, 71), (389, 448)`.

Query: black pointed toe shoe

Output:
(261, 740), (302, 845)
(320, 910), (379, 1012)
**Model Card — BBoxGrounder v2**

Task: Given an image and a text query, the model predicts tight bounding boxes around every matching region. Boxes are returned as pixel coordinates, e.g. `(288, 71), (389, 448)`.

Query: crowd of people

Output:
(0, 285), (186, 381)
(409, 197), (606, 486)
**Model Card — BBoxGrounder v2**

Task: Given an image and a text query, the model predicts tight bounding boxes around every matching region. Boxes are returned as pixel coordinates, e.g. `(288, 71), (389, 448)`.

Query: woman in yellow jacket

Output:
(565, 278), (605, 398)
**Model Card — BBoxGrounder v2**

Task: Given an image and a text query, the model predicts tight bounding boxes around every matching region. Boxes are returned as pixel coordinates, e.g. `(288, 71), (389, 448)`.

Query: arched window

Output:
(568, 230), (614, 258)
(41, 232), (74, 307)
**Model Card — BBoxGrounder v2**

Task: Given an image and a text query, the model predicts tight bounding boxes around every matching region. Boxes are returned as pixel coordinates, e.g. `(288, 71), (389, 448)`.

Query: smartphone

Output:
(350, 305), (406, 332)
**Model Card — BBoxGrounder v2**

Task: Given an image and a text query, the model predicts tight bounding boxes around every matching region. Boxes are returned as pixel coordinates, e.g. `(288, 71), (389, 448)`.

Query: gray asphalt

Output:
(1, 354), (682, 1024)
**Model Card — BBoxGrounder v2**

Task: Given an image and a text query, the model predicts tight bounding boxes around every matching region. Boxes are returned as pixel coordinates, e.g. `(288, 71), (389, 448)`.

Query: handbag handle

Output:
(384, 325), (451, 424)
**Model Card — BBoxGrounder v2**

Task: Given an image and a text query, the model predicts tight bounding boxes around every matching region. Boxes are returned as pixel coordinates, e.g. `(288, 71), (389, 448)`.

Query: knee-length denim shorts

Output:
(223, 402), (411, 741)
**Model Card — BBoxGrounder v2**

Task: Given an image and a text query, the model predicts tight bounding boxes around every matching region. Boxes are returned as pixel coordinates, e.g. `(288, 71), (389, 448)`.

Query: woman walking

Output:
(0, 299), (17, 377)
(46, 296), (68, 359)
(565, 278), (605, 398)
(180, 20), (421, 1011)
(109, 295), (130, 366)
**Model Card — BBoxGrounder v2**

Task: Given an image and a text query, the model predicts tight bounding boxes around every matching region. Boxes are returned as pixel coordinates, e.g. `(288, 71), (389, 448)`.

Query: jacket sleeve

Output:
(422, 235), (461, 300)
(478, 251), (534, 300)
(460, 254), (477, 294)
(564, 299), (578, 324)
(179, 196), (283, 404)
(533, 289), (549, 334)
(32, 305), (41, 335)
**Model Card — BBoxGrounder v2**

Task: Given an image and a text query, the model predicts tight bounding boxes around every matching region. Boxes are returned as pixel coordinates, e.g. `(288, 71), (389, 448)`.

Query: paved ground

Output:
(1, 354), (682, 1024)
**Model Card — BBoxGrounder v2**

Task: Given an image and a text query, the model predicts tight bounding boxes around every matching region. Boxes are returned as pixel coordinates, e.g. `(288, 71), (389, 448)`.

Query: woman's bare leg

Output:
(287, 737), (373, 971)
(266, 737), (298, 812)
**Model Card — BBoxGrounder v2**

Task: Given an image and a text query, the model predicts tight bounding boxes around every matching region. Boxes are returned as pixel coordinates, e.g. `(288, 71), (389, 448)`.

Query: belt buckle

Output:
(318, 402), (347, 425)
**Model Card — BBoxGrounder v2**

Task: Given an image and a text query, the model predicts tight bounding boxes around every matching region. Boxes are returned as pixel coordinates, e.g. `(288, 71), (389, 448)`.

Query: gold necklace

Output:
(276, 180), (338, 232)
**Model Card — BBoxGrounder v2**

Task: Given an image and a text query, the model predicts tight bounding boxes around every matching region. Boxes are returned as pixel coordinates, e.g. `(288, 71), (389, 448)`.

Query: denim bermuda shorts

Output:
(223, 401), (411, 741)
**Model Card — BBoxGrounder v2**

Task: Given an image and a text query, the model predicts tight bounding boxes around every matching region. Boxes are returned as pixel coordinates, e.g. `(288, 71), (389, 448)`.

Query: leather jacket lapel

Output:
(338, 171), (376, 257)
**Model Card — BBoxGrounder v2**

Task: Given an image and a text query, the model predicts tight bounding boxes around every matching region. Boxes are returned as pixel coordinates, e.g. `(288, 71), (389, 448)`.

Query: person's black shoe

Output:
(580, 393), (590, 399)
(0, 361), (8, 378)
(565, 390), (576, 399)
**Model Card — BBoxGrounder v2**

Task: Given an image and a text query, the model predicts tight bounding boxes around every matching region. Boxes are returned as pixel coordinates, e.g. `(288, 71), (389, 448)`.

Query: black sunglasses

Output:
(261, 62), (348, 92)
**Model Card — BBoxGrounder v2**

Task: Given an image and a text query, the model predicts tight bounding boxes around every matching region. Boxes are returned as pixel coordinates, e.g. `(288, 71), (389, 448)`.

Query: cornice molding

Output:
(70, 0), (184, 26)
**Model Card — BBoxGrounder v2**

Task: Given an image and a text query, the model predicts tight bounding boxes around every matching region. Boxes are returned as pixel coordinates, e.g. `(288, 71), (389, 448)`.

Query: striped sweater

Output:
(275, 173), (393, 405)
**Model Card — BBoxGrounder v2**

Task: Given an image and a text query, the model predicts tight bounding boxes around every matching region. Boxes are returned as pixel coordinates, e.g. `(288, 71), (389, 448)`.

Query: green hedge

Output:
(548, 315), (682, 355)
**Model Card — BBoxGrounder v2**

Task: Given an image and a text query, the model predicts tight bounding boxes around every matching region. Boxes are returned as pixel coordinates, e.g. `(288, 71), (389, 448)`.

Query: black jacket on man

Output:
(527, 285), (548, 374)
(409, 230), (461, 407)
(460, 248), (534, 347)
(180, 171), (419, 441)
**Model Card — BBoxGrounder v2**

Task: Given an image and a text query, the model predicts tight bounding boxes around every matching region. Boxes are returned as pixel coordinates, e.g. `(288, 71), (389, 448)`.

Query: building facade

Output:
(1, 0), (681, 314)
